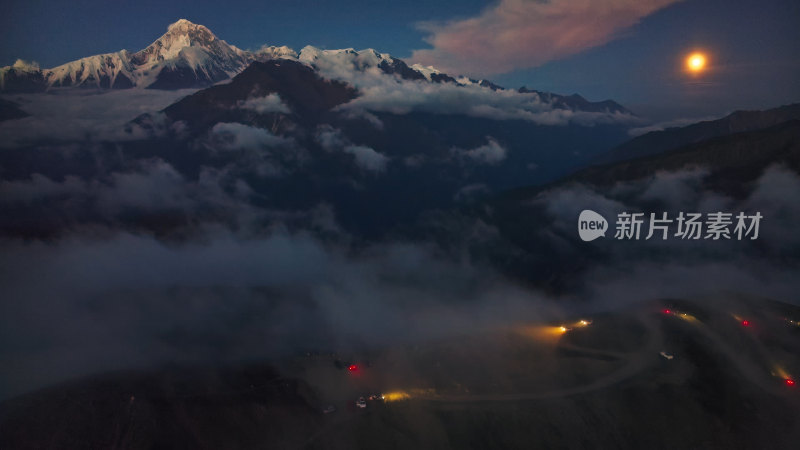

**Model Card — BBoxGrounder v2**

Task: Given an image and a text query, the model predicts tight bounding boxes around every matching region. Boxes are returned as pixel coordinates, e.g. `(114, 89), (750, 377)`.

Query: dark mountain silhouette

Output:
(163, 59), (357, 129)
(519, 87), (631, 115)
(0, 365), (322, 449)
(424, 119), (800, 290)
(525, 119), (800, 198)
(597, 104), (800, 164)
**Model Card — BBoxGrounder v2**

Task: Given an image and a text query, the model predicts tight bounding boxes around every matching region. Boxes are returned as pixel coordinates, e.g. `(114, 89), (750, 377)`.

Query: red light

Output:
(786, 379), (795, 386)
(741, 320), (750, 327)
(348, 364), (358, 372)
(663, 309), (671, 314)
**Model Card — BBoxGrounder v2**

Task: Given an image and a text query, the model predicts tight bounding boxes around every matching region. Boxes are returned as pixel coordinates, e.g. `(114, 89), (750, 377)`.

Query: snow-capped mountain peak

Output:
(26, 19), (259, 90)
(167, 18), (211, 35)
(131, 19), (231, 65)
(122, 19), (252, 88)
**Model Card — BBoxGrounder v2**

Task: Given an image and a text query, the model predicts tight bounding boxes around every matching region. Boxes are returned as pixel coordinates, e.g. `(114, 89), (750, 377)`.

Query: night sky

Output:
(2, 0), (799, 120)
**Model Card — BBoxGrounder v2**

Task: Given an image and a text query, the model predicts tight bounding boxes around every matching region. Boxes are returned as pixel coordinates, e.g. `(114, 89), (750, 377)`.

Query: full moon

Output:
(686, 52), (707, 72)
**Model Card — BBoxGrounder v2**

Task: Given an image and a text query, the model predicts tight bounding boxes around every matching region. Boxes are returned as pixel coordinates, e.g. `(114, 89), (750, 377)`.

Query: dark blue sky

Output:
(2, 0), (798, 120)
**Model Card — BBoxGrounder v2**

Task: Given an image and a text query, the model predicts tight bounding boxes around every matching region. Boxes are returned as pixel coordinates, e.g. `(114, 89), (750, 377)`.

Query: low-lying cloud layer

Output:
(519, 164), (800, 299)
(337, 71), (636, 127)
(0, 230), (558, 400)
(2, 154), (799, 401)
(300, 47), (638, 127)
(0, 89), (196, 147)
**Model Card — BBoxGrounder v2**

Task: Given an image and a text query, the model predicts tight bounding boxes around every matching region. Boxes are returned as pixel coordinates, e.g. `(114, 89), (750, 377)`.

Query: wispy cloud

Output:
(627, 115), (721, 136)
(411, 0), (681, 77)
(300, 45), (637, 126)
(237, 93), (291, 114)
(343, 144), (390, 172)
(452, 137), (508, 164)
(335, 70), (635, 126)
(315, 125), (390, 173)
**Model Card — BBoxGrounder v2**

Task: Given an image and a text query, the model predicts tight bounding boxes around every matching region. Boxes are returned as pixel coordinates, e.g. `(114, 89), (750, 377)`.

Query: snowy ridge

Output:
(0, 19), (631, 115)
(45, 19), (254, 89)
(47, 51), (135, 88)
(410, 64), (442, 82)
(299, 47), (394, 71)
(1, 19), (299, 91)
(1, 19), (487, 92)
(253, 46), (298, 62)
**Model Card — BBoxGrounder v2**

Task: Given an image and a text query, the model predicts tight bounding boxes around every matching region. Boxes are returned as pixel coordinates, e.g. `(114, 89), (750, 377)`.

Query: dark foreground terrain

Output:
(2, 296), (798, 449)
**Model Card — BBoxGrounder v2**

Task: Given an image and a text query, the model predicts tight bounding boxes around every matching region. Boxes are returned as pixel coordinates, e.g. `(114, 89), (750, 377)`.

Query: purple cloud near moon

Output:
(411, 0), (682, 77)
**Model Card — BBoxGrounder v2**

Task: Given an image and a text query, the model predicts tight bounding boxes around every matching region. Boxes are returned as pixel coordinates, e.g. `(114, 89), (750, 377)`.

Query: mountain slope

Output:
(501, 120), (800, 205)
(597, 104), (800, 164)
(46, 51), (136, 89)
(162, 59), (357, 128)
(447, 120), (800, 289)
(518, 87), (630, 115)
